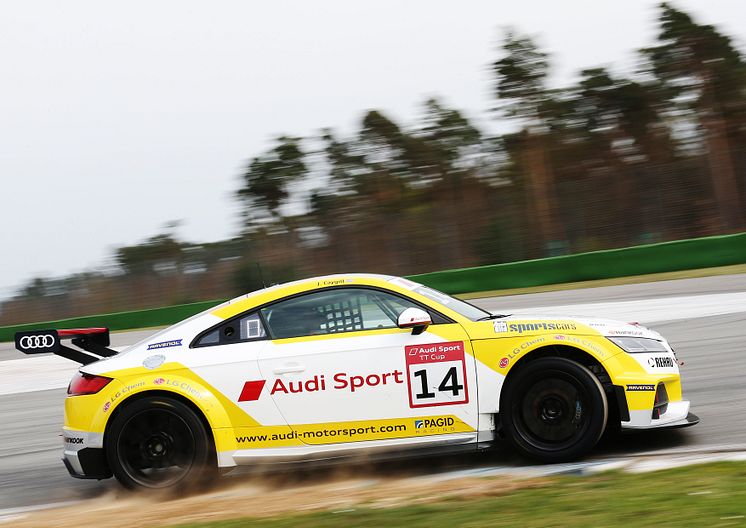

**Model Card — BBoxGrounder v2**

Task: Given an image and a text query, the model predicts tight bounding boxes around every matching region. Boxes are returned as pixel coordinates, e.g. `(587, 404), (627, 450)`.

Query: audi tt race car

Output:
(15, 274), (698, 489)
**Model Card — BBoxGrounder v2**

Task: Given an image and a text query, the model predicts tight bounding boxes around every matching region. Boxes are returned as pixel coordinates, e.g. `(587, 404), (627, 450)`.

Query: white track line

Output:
(507, 291), (746, 324)
(0, 355), (78, 396)
(0, 501), (79, 523)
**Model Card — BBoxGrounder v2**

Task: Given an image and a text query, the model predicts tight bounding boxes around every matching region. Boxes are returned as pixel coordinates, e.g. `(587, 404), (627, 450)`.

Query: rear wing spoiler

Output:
(15, 328), (118, 365)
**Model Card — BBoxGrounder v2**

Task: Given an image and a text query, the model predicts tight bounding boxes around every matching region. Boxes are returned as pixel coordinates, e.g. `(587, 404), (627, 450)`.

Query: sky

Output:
(1, 0), (745, 300)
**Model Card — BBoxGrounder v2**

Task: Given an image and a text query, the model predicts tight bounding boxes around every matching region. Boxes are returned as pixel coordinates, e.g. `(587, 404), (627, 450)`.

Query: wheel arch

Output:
(498, 344), (620, 430)
(103, 390), (217, 457)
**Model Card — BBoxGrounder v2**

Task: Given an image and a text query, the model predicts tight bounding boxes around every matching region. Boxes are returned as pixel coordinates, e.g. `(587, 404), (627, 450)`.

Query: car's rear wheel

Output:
(106, 396), (215, 489)
(500, 357), (607, 462)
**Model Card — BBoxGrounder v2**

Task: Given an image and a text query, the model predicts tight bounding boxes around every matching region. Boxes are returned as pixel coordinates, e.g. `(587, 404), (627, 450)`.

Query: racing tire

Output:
(106, 396), (216, 489)
(500, 357), (608, 463)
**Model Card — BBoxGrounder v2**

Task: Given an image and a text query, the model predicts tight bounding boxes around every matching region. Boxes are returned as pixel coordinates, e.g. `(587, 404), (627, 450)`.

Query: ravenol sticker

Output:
(626, 384), (656, 392)
(147, 339), (182, 351)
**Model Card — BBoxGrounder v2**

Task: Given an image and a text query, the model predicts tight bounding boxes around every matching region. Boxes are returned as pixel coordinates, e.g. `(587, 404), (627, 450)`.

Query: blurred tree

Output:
(232, 261), (296, 293)
(643, 2), (746, 230)
(493, 30), (567, 256)
(116, 233), (184, 275)
(307, 130), (369, 270)
(237, 136), (308, 231)
(415, 98), (487, 266)
(554, 68), (676, 245)
(22, 278), (47, 298)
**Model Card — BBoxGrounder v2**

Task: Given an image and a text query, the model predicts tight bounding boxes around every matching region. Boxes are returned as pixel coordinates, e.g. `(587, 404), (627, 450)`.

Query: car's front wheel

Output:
(500, 357), (608, 462)
(106, 396), (215, 489)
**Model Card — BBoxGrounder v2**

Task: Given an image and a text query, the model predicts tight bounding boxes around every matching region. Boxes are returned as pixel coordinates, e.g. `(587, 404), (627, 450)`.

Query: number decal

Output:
(413, 369), (436, 399)
(404, 341), (469, 408)
(437, 367), (464, 396)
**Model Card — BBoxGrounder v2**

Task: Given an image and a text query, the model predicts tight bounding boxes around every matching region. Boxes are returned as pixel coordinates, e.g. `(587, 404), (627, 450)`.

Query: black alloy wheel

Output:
(106, 396), (215, 489)
(500, 357), (608, 462)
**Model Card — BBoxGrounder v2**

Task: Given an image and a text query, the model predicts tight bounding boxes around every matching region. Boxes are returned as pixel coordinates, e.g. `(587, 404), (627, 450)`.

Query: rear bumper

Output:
(63, 429), (112, 480)
(63, 449), (112, 479)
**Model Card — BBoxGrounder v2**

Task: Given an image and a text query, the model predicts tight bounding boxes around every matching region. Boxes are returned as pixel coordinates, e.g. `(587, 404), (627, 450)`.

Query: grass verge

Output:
(172, 462), (746, 528)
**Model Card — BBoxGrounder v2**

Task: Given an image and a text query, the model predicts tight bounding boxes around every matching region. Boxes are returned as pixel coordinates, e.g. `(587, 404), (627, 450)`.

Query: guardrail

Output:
(0, 300), (225, 343)
(407, 231), (746, 295)
(2, 231), (745, 342)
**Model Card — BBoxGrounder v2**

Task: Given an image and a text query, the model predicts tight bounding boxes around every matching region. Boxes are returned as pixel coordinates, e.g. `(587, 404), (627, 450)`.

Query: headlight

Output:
(607, 337), (668, 353)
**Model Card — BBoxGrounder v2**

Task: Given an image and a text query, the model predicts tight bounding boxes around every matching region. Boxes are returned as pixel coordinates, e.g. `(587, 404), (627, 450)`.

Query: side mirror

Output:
(397, 307), (431, 335)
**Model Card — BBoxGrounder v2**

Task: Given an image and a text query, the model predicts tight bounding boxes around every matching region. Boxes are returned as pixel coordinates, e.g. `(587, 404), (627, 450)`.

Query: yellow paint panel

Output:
(473, 334), (622, 374)
(230, 415), (474, 449)
(65, 362), (261, 434)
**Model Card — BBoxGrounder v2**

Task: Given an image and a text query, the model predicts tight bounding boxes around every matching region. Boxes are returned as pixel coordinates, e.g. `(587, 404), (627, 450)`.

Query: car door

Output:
(257, 287), (478, 448)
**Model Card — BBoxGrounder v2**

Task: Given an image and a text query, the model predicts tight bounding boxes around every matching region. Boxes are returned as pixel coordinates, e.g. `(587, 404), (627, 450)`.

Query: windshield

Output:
(413, 285), (492, 321)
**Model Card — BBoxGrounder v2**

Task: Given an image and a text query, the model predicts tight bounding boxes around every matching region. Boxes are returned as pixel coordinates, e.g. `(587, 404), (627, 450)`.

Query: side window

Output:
(195, 312), (266, 347)
(260, 288), (424, 340)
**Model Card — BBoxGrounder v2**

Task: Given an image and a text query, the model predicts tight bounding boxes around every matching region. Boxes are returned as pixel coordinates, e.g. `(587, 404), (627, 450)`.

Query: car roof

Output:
(210, 273), (403, 321)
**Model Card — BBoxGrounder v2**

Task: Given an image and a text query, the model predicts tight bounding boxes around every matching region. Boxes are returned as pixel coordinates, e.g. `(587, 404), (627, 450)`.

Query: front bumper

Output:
(620, 399), (696, 430)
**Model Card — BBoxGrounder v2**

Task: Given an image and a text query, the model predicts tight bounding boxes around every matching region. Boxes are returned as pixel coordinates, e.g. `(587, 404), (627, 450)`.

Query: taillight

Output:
(68, 372), (112, 396)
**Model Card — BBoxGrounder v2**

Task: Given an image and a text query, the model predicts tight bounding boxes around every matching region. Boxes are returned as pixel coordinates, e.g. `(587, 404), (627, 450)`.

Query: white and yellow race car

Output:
(15, 274), (697, 488)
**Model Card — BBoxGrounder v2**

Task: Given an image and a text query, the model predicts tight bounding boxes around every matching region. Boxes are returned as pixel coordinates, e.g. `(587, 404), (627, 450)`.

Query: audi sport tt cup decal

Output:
(405, 341), (468, 408)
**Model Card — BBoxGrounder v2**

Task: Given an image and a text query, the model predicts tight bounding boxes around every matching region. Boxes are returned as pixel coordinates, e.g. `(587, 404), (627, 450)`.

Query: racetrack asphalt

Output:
(0, 274), (744, 511)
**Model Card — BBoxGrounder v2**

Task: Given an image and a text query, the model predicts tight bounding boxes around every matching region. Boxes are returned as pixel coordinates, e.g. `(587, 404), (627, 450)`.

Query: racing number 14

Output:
(413, 367), (463, 399)
(405, 341), (469, 408)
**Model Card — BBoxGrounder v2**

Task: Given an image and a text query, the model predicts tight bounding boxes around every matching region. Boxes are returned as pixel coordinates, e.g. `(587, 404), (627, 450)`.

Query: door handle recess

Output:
(273, 363), (306, 375)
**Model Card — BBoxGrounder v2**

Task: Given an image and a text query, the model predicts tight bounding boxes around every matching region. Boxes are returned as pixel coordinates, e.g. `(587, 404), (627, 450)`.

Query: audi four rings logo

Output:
(19, 334), (56, 350)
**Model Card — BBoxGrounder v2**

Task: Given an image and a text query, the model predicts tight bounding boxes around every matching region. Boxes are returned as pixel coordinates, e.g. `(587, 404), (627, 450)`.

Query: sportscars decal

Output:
(405, 341), (468, 408)
(494, 322), (577, 334)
